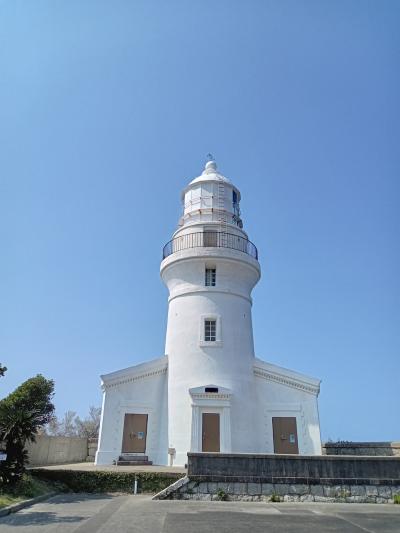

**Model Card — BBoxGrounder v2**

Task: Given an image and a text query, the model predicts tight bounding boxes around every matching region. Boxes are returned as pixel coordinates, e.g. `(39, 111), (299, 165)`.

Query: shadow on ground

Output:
(0, 511), (85, 527)
(45, 493), (114, 505)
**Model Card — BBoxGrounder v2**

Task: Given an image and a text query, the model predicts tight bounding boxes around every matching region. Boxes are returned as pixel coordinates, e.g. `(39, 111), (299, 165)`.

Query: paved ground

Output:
(30, 463), (187, 474)
(1, 494), (400, 533)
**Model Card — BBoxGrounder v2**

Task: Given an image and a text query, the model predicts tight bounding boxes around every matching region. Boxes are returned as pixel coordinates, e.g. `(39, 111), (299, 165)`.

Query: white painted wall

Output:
(253, 363), (322, 454)
(95, 359), (168, 465)
(161, 247), (261, 465)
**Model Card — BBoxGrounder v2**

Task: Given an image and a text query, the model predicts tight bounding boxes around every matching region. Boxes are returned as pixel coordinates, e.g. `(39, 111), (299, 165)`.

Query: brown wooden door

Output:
(122, 414), (148, 453)
(272, 417), (299, 454)
(202, 413), (220, 452)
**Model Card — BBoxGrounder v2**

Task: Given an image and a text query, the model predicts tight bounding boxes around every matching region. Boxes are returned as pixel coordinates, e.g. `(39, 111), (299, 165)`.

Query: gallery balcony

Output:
(162, 231), (258, 260)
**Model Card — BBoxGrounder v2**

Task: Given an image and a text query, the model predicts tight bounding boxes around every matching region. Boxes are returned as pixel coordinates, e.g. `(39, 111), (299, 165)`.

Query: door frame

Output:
(119, 405), (153, 455)
(264, 403), (306, 454)
(201, 412), (221, 452)
(121, 413), (149, 454)
(189, 385), (232, 453)
(272, 416), (299, 454)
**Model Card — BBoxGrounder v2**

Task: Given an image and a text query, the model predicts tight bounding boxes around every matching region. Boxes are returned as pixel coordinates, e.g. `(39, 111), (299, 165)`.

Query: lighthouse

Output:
(161, 157), (261, 465)
(95, 159), (322, 467)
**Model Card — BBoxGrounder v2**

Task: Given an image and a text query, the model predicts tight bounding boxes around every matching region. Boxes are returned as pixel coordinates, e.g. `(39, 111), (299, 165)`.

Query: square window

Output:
(204, 319), (216, 342)
(205, 268), (216, 287)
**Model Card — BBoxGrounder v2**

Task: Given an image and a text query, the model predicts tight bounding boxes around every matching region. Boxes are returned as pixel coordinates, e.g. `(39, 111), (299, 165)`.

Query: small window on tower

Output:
(205, 268), (216, 287)
(204, 319), (217, 342)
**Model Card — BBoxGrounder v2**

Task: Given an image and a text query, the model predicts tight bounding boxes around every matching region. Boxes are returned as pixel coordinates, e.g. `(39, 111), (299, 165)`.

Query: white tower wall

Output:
(161, 160), (261, 465)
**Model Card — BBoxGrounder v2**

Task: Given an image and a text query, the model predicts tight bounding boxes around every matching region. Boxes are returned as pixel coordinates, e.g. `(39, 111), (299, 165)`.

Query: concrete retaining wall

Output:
(168, 453), (400, 504)
(323, 442), (400, 457)
(25, 436), (88, 466)
(188, 452), (400, 483)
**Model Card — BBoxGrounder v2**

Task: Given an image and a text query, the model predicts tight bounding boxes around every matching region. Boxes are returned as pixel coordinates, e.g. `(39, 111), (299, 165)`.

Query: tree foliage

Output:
(46, 406), (101, 439)
(75, 407), (101, 438)
(0, 375), (54, 485)
(0, 364), (6, 377)
(47, 410), (77, 437)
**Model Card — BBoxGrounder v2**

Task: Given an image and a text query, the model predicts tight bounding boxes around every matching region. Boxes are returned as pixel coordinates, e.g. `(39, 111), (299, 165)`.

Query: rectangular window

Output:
(205, 268), (216, 287)
(204, 319), (217, 342)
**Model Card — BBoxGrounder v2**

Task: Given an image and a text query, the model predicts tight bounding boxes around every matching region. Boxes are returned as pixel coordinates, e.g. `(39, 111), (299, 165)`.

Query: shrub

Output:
(394, 494), (400, 504)
(30, 469), (182, 494)
(216, 489), (228, 501)
(0, 375), (54, 485)
(270, 493), (281, 502)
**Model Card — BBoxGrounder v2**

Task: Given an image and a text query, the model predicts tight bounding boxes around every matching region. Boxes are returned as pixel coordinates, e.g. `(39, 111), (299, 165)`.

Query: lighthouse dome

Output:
(179, 157), (243, 231)
(188, 159), (232, 186)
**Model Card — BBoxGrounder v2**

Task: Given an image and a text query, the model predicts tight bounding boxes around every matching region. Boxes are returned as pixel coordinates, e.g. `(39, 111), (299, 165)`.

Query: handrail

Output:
(162, 231), (258, 260)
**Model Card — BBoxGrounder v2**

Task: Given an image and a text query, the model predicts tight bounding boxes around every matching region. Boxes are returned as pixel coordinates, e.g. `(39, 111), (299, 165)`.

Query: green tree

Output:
(0, 375), (54, 485)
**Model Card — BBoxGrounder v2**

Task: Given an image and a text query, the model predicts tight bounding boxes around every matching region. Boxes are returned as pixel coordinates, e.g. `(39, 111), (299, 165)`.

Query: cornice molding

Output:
(168, 287), (252, 305)
(190, 393), (231, 401)
(103, 365), (167, 390)
(254, 366), (320, 396)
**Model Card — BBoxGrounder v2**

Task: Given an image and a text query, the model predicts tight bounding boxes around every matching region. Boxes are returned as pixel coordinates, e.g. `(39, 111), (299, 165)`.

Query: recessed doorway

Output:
(272, 416), (299, 454)
(122, 414), (148, 453)
(202, 413), (220, 452)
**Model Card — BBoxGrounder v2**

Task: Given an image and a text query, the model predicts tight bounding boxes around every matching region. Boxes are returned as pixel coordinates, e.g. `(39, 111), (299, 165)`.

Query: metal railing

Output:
(162, 231), (258, 260)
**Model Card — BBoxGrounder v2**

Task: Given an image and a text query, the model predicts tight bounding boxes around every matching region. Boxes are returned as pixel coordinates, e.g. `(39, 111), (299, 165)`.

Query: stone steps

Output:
(117, 455), (153, 466)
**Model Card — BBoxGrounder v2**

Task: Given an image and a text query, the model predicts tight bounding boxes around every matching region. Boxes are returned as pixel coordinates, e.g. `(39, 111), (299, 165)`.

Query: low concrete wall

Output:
(170, 453), (400, 503)
(188, 452), (400, 484)
(26, 436), (88, 466)
(323, 442), (400, 457)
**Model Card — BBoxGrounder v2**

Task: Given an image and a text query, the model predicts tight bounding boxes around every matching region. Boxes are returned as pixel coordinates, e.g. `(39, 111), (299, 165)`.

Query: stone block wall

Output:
(87, 439), (98, 462)
(172, 480), (400, 504)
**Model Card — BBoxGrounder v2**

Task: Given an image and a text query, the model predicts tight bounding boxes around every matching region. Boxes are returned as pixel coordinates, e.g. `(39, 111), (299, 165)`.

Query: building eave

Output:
(100, 355), (168, 390)
(254, 357), (321, 396)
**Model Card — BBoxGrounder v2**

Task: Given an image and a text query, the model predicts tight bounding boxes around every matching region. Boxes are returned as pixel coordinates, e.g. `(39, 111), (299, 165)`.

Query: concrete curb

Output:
(0, 491), (58, 518)
(152, 476), (189, 500)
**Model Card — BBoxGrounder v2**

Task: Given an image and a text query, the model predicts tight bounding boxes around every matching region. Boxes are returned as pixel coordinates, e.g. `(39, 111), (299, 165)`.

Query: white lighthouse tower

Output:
(161, 157), (261, 465)
(95, 158), (322, 467)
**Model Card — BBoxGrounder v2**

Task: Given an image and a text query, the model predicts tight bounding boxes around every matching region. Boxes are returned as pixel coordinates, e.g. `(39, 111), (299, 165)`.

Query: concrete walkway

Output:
(30, 462), (187, 474)
(0, 493), (400, 532)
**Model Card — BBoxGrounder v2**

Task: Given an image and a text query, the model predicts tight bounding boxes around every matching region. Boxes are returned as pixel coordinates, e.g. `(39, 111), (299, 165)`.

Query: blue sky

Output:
(1, 0), (399, 442)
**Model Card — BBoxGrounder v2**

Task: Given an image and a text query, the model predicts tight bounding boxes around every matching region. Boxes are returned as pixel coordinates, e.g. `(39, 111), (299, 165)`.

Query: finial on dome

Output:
(204, 153), (217, 172)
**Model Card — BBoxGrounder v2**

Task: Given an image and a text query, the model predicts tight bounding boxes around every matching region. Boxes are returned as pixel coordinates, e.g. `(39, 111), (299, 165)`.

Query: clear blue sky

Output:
(1, 1), (399, 442)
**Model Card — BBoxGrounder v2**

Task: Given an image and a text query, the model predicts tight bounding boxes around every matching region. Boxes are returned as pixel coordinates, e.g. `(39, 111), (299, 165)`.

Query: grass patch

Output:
(30, 469), (182, 494)
(0, 474), (61, 509)
(0, 494), (25, 508)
